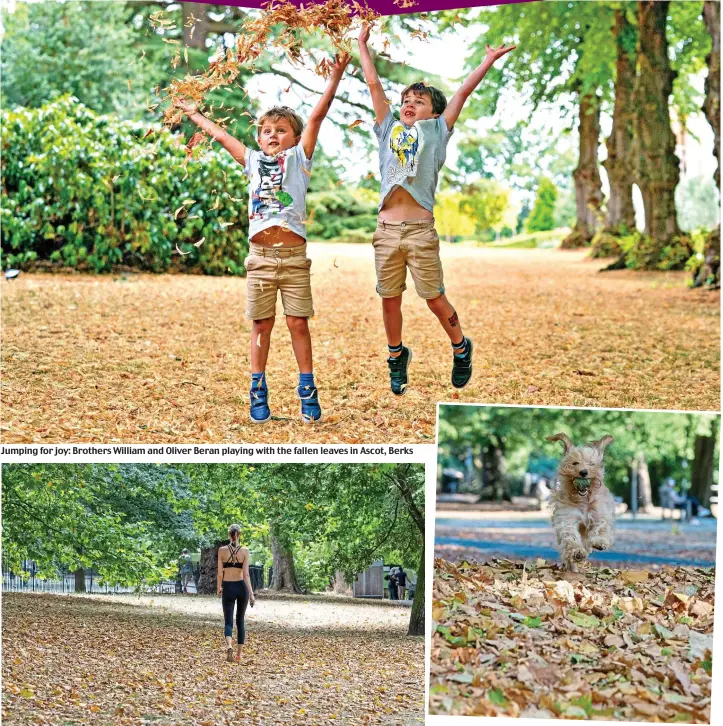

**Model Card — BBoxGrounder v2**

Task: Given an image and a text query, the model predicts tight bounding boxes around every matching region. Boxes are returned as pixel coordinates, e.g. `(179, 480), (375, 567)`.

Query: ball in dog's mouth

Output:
(573, 477), (592, 493)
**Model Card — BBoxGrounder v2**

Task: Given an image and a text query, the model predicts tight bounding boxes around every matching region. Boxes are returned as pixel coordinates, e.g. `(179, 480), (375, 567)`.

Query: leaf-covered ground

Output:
(430, 558), (715, 721)
(2, 244), (719, 443)
(2, 592), (424, 725)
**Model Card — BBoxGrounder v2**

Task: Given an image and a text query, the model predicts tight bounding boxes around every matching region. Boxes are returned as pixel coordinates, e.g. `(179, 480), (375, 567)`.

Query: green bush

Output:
(1, 96), (249, 275)
(306, 189), (377, 241)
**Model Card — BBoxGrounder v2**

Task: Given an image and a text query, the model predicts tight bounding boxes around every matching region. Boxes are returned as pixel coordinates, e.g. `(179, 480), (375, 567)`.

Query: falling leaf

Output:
(193, 238), (205, 248)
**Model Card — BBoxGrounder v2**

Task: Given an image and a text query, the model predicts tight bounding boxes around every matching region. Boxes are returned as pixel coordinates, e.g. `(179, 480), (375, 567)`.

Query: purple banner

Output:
(188, 0), (537, 17)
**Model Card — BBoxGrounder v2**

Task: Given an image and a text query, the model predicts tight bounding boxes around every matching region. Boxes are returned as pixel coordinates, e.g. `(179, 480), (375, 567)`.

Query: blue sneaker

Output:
(250, 375), (271, 423)
(298, 384), (322, 423)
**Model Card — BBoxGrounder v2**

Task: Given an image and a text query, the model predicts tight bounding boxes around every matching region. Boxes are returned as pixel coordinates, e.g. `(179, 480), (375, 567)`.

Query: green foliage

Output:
(675, 175), (721, 233)
(1, 1), (153, 117)
(617, 231), (694, 271)
(527, 177), (558, 232)
(459, 180), (509, 234)
(438, 405), (719, 500)
(1, 96), (249, 274)
(306, 189), (377, 242)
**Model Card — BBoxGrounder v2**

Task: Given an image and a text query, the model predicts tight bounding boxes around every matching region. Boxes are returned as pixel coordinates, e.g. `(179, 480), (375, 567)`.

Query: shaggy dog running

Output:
(547, 433), (616, 571)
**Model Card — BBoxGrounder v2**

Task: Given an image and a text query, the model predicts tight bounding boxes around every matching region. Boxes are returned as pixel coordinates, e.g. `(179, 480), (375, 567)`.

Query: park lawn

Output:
(2, 592), (424, 725)
(1, 243), (719, 444)
(430, 558), (714, 721)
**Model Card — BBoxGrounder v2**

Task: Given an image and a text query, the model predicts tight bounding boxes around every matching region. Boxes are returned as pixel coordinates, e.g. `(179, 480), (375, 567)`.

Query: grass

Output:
(1, 242), (719, 444)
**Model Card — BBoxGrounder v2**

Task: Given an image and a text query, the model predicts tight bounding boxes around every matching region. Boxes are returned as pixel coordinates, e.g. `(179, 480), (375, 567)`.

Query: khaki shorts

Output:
(244, 243), (314, 320)
(372, 220), (445, 299)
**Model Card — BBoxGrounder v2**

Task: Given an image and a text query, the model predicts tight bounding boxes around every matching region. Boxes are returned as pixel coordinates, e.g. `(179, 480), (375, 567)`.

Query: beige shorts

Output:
(244, 243), (314, 320)
(372, 220), (445, 299)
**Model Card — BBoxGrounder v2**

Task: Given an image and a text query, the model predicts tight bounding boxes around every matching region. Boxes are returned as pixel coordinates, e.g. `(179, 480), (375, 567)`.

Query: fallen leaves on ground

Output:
(430, 558), (714, 722)
(1, 245), (718, 443)
(2, 592), (423, 725)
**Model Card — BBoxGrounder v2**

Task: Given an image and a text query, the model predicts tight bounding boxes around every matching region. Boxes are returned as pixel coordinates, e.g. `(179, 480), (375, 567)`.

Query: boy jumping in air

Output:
(358, 26), (515, 394)
(176, 53), (350, 423)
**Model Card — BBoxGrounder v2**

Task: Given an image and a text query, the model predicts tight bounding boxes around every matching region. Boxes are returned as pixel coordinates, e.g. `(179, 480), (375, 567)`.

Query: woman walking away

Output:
(217, 524), (255, 663)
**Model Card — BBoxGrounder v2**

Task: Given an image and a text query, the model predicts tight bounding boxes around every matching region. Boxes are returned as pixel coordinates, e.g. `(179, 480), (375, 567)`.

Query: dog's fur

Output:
(547, 432), (616, 571)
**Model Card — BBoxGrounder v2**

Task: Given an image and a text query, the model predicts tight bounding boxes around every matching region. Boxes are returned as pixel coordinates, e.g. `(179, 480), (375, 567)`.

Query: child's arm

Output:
(301, 53), (351, 159)
(175, 99), (248, 166)
(357, 23), (391, 125)
(442, 43), (516, 130)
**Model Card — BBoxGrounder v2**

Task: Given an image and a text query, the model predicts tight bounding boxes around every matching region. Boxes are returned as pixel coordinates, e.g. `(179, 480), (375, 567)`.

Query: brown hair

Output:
(257, 106), (305, 137)
(400, 82), (447, 115)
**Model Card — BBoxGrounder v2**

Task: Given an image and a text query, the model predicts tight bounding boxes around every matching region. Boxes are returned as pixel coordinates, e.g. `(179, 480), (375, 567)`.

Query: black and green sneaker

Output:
(451, 337), (473, 388)
(387, 346), (412, 396)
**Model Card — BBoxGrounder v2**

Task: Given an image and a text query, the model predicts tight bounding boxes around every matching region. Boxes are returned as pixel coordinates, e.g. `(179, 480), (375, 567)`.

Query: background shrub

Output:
(1, 96), (250, 275)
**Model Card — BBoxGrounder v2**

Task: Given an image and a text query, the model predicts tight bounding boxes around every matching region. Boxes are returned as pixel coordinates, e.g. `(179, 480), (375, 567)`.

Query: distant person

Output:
(396, 567), (407, 600)
(660, 478), (710, 520)
(386, 567), (398, 600)
(179, 549), (194, 594)
(217, 524), (255, 663)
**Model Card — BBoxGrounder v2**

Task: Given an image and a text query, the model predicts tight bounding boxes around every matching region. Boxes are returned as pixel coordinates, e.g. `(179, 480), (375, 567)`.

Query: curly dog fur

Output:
(547, 432), (616, 571)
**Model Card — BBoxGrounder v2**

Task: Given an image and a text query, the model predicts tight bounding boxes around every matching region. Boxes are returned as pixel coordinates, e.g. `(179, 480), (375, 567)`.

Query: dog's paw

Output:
(590, 537), (610, 551)
(564, 547), (587, 563)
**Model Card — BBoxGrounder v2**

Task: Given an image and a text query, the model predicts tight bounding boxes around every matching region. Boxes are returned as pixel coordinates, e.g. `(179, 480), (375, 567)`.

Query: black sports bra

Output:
(222, 545), (244, 569)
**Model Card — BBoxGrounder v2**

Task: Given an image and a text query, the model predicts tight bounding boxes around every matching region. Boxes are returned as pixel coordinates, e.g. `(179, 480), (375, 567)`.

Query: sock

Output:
(298, 372), (316, 392)
(388, 342), (403, 358)
(452, 338), (468, 357)
(251, 372), (266, 390)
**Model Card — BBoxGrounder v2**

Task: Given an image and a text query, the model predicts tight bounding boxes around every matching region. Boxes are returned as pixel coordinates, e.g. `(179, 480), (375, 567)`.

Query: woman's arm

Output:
(175, 99), (248, 166)
(243, 548), (255, 604)
(217, 547), (224, 596)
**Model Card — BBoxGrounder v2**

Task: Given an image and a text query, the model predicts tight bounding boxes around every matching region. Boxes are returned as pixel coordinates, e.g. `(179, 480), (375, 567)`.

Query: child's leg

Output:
(381, 295), (404, 356)
(250, 317), (275, 372)
(426, 294), (465, 346)
(286, 316), (313, 373)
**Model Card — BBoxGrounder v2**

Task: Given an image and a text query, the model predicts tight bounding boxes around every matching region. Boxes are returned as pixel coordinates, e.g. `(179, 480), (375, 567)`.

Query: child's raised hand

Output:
(331, 52), (351, 78)
(358, 22), (372, 45)
(484, 43), (516, 64)
(174, 98), (198, 116)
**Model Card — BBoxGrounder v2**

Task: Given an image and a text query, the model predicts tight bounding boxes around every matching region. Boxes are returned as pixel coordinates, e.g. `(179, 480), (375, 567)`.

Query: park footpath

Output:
(435, 506), (717, 568)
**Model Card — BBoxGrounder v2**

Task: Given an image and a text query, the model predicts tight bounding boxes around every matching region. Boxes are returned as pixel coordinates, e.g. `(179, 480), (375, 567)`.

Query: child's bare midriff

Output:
(379, 186), (433, 223)
(251, 226), (306, 247)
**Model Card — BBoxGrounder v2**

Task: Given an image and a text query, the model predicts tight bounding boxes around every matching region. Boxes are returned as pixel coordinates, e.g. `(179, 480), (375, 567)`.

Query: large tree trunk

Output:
(407, 545), (425, 636)
(694, 1), (720, 287)
(633, 452), (654, 513)
(197, 541), (224, 594)
(270, 526), (302, 593)
(74, 567), (86, 593)
(593, 9), (636, 259)
(632, 0), (690, 267)
(690, 419), (718, 506)
(561, 92), (604, 248)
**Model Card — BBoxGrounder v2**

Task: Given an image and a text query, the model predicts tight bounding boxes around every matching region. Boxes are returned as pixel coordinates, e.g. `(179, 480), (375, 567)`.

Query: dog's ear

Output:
(546, 433), (572, 453)
(591, 434), (614, 453)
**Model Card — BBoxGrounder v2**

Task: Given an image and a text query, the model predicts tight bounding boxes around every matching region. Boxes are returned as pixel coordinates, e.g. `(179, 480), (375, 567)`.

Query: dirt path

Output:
(2, 244), (718, 443)
(2, 593), (423, 725)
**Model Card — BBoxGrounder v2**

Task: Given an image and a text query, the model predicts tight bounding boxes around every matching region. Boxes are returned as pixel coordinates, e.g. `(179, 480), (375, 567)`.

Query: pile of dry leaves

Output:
(430, 558), (714, 722)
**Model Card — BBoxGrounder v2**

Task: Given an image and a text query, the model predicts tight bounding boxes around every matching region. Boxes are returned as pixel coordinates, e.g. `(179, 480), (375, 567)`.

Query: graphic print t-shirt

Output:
(373, 112), (453, 213)
(245, 141), (313, 240)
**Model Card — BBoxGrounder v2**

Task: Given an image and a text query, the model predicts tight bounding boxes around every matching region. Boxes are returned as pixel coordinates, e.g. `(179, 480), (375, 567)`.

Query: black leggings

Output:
(222, 580), (249, 644)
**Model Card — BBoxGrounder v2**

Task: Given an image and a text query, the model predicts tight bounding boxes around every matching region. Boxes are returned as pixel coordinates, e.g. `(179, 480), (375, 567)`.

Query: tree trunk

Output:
(197, 541), (224, 594)
(593, 9), (636, 258)
(481, 440), (508, 502)
(634, 452), (654, 513)
(270, 526), (302, 593)
(473, 443), (485, 497)
(74, 567), (86, 593)
(561, 92), (604, 248)
(183, 2), (209, 50)
(690, 419), (718, 506)
(407, 545), (425, 636)
(694, 1), (720, 287)
(632, 0), (690, 267)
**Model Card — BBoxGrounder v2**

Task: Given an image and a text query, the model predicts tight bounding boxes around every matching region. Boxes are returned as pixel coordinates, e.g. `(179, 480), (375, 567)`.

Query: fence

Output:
(3, 561), (269, 596)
